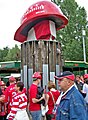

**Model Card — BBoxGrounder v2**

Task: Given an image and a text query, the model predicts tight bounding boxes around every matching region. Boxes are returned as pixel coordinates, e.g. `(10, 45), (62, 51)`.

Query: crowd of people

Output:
(0, 71), (88, 120)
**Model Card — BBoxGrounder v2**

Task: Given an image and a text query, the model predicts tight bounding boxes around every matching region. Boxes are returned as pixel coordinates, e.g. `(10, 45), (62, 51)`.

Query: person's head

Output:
(15, 81), (24, 92)
(32, 72), (42, 85)
(75, 75), (81, 82)
(48, 80), (56, 91)
(80, 75), (84, 83)
(84, 74), (88, 84)
(54, 71), (75, 92)
(0, 81), (6, 90)
(9, 76), (16, 84)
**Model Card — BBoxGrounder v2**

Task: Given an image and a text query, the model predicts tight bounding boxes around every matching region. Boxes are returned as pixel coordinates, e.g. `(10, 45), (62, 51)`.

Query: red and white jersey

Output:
(8, 92), (28, 120)
(22, 87), (27, 94)
(5, 84), (16, 103)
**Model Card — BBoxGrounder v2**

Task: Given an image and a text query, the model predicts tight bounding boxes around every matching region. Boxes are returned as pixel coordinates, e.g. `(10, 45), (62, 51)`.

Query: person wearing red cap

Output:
(82, 74), (88, 119)
(54, 71), (87, 120)
(28, 72), (44, 120)
(5, 76), (16, 114)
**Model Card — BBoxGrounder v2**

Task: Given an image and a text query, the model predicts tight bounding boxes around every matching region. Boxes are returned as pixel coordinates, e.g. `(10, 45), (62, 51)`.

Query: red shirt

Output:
(5, 84), (16, 113)
(47, 90), (60, 114)
(28, 84), (41, 111)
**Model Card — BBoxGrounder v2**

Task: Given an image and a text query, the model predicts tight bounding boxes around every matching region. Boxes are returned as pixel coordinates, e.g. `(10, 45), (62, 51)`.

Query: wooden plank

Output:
(25, 43), (28, 65)
(27, 41), (33, 69)
(42, 41), (49, 88)
(49, 41), (53, 72)
(21, 44), (23, 69)
(21, 43), (26, 82)
(56, 42), (62, 73)
(33, 41), (38, 71)
(27, 41), (34, 87)
(43, 41), (49, 64)
(38, 41), (43, 72)
(52, 41), (56, 72)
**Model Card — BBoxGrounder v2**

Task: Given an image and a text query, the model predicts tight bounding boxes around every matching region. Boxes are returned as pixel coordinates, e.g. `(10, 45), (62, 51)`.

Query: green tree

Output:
(53, 0), (88, 61)
(0, 49), (3, 62)
(86, 28), (88, 61)
(4, 44), (21, 61)
(0, 47), (9, 62)
(2, 47), (10, 61)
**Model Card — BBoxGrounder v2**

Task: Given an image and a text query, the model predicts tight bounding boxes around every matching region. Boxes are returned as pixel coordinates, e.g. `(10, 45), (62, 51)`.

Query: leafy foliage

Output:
(0, 45), (21, 62)
(53, 0), (88, 61)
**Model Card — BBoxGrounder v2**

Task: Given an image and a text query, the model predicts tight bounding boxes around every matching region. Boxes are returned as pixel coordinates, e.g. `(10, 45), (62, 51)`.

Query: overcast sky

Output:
(0, 0), (87, 49)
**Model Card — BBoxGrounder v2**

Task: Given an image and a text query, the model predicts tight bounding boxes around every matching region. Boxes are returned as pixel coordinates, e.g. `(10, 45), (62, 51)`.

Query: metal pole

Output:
(82, 30), (86, 63)
(82, 29), (87, 74)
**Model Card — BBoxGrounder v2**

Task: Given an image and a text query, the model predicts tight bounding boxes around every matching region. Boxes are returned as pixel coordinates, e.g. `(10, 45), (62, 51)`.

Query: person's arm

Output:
(4, 88), (9, 102)
(30, 85), (44, 103)
(45, 94), (49, 106)
(0, 95), (5, 102)
(32, 95), (44, 103)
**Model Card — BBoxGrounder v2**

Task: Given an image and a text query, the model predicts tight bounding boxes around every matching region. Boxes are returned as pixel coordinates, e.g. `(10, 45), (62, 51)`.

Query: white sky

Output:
(0, 0), (88, 49)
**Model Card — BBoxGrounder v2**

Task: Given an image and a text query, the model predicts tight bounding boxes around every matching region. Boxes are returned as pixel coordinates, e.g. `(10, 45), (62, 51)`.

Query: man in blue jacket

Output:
(54, 71), (87, 120)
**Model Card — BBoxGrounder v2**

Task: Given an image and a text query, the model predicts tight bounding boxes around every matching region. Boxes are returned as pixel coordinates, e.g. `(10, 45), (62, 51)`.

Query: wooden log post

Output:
(21, 40), (62, 89)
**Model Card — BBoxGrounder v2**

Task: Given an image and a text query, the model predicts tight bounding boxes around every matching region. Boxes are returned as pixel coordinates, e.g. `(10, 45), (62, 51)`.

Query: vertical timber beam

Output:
(27, 41), (34, 87)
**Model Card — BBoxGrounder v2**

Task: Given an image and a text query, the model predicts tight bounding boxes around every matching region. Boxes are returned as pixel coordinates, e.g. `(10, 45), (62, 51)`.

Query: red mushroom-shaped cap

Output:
(32, 72), (42, 79)
(9, 76), (16, 82)
(14, 1), (68, 43)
